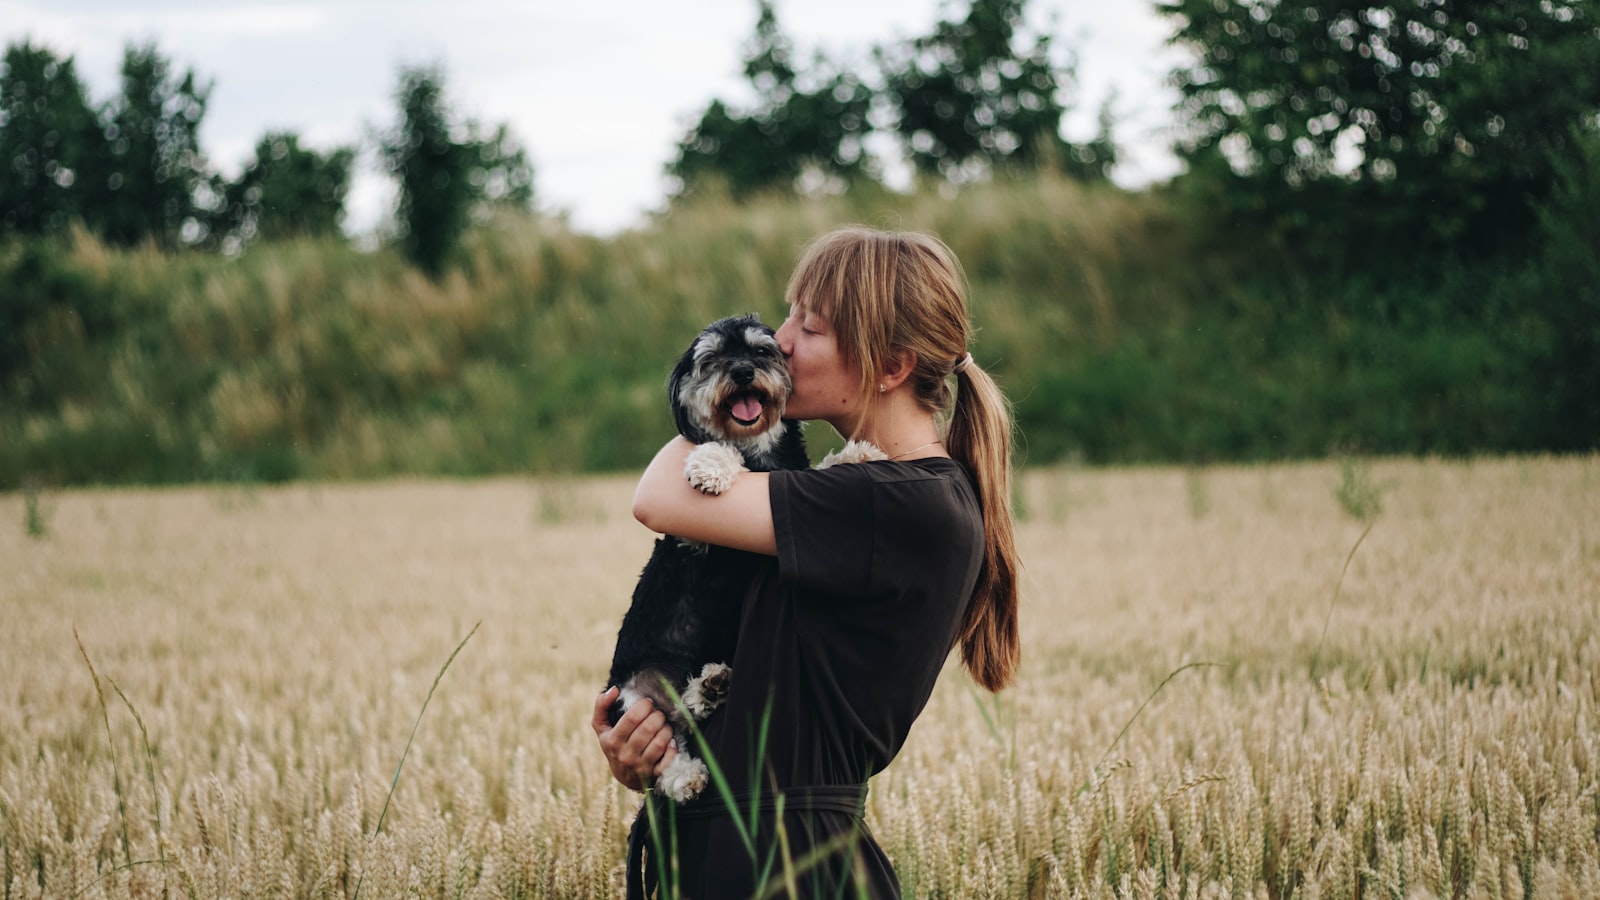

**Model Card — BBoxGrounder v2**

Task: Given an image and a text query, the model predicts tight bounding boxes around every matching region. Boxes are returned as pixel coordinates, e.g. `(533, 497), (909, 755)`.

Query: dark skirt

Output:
(626, 784), (899, 900)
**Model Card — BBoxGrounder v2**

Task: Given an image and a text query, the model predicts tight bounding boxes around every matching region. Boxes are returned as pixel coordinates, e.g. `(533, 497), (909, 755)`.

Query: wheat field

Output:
(3, 455), (1597, 899)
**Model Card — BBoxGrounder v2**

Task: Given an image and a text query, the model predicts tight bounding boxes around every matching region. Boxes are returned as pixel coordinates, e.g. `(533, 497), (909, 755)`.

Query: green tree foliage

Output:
(1162, 0), (1600, 260)
(213, 131), (355, 250)
(0, 41), (101, 238)
(469, 122), (535, 211)
(0, 242), (90, 387)
(879, 0), (1113, 183)
(379, 65), (534, 276)
(381, 66), (473, 276)
(83, 43), (215, 248)
(1524, 127), (1600, 450)
(670, 0), (875, 200)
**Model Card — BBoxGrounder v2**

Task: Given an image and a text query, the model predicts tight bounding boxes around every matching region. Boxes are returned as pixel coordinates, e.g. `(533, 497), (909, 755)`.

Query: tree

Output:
(468, 122), (535, 211)
(213, 131), (355, 250)
(1524, 127), (1600, 451)
(669, 0), (876, 201)
(1161, 0), (1600, 259)
(83, 43), (215, 248)
(379, 64), (534, 276)
(0, 41), (102, 239)
(878, 0), (1111, 184)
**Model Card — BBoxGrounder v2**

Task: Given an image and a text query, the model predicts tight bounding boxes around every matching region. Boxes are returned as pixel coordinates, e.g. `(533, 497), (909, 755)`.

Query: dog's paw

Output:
(658, 752), (709, 803)
(818, 440), (888, 468)
(684, 442), (747, 495)
(682, 662), (732, 719)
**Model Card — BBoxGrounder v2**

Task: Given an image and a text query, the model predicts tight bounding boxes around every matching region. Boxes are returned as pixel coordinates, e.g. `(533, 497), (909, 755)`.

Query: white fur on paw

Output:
(682, 662), (732, 719)
(658, 752), (709, 802)
(684, 442), (747, 494)
(818, 440), (888, 468)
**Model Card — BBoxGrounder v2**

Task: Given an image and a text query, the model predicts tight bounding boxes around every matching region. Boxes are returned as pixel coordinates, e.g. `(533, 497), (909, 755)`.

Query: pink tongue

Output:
(732, 396), (763, 422)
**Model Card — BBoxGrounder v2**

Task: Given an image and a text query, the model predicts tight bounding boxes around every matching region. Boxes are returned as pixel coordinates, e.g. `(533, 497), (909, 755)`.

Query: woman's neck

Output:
(847, 398), (945, 460)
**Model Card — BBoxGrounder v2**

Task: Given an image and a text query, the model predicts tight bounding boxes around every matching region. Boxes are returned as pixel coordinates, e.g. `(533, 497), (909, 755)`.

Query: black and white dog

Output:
(606, 313), (887, 801)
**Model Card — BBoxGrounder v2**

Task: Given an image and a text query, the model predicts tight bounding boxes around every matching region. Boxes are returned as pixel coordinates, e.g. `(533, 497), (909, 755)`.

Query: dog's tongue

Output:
(731, 396), (764, 423)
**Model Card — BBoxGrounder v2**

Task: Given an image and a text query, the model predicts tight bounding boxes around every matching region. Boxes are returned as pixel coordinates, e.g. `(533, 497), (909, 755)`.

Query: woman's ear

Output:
(879, 350), (918, 393)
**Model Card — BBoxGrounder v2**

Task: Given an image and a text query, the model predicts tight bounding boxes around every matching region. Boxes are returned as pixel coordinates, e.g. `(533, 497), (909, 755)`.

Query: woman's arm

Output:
(632, 436), (778, 555)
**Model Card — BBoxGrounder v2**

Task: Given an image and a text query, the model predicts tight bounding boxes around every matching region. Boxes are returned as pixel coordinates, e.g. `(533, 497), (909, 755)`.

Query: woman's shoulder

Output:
(858, 456), (976, 500)
(876, 457), (979, 520)
(789, 456), (978, 528)
(781, 454), (972, 491)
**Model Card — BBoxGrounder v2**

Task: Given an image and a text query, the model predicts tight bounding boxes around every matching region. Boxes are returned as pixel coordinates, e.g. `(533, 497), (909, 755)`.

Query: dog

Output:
(606, 313), (884, 802)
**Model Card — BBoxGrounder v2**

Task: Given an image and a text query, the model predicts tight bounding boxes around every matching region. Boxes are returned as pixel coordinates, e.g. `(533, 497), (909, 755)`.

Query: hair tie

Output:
(952, 352), (974, 375)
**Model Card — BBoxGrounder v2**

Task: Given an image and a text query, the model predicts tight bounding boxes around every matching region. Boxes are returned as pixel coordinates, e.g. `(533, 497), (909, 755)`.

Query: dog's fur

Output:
(606, 314), (809, 802)
(606, 314), (889, 801)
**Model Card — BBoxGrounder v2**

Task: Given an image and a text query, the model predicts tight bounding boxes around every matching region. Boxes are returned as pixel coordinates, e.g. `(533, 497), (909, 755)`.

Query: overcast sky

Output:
(1, 0), (1188, 235)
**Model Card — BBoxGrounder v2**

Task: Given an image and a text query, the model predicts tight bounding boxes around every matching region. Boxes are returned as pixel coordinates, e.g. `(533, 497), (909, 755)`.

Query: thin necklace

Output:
(887, 439), (942, 460)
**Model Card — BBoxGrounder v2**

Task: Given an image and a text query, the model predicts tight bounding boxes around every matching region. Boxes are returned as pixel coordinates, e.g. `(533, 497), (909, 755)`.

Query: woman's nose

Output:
(774, 319), (794, 357)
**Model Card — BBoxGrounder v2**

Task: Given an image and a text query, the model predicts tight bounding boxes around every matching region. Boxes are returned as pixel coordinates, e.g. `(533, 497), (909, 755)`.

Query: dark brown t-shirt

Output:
(654, 457), (984, 899)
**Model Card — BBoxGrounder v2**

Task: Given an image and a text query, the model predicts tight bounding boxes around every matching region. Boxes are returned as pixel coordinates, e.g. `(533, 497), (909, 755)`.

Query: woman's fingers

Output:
(591, 686), (619, 737)
(626, 704), (671, 760)
(595, 689), (674, 780)
(653, 739), (678, 778)
(642, 713), (674, 758)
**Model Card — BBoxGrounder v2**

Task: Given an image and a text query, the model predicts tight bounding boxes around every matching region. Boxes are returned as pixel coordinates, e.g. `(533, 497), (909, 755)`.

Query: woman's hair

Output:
(785, 226), (1021, 692)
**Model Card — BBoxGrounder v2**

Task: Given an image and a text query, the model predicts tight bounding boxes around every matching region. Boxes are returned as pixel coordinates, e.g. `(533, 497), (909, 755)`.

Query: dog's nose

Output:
(732, 365), (755, 385)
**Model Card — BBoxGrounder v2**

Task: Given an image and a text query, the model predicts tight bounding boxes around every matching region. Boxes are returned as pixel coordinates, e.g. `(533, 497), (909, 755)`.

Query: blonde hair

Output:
(785, 226), (1021, 692)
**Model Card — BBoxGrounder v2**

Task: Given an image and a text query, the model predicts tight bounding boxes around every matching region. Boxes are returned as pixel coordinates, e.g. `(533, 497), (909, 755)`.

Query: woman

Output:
(591, 226), (1021, 898)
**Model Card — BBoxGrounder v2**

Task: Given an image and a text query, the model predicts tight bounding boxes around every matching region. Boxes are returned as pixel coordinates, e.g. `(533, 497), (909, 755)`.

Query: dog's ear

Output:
(668, 338), (711, 443)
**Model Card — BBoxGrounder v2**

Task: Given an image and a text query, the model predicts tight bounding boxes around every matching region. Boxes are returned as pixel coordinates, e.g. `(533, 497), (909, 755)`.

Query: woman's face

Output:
(774, 301), (863, 430)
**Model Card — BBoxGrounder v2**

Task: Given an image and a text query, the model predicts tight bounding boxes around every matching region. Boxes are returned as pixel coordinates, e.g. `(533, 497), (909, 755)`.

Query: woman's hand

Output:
(591, 686), (677, 791)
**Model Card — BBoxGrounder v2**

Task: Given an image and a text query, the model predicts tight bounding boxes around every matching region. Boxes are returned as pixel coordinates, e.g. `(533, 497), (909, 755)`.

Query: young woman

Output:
(591, 226), (1021, 898)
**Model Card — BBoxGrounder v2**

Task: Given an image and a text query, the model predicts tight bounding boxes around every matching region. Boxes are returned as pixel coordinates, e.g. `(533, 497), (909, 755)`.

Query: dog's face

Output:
(669, 314), (791, 447)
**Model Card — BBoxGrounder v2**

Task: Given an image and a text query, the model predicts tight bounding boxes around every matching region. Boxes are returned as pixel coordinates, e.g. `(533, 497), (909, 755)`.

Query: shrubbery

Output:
(1, 169), (1592, 488)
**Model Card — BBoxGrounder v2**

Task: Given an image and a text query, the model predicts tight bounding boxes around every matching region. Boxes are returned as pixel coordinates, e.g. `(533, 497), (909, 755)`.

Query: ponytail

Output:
(945, 362), (1021, 692)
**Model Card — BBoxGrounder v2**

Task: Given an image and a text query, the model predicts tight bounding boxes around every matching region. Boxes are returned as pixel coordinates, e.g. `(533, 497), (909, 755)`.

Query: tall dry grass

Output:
(1, 455), (1596, 898)
(0, 177), (1226, 485)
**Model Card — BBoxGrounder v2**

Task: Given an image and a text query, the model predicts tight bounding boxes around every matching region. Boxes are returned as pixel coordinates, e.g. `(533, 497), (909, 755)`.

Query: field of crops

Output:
(3, 454), (1597, 898)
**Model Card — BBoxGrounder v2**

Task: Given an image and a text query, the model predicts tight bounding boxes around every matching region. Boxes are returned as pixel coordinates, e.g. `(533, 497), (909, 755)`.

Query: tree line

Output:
(5, 0), (1594, 274)
(0, 44), (530, 274)
(1162, 0), (1600, 264)
(668, 0), (1116, 201)
(1, 0), (1116, 268)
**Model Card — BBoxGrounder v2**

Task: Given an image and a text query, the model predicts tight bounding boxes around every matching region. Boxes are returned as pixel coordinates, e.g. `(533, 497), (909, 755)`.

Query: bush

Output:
(0, 175), (1591, 488)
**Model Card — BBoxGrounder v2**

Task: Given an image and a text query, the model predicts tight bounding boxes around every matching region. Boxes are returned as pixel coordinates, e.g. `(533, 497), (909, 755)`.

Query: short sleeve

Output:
(769, 459), (984, 605)
(769, 463), (878, 596)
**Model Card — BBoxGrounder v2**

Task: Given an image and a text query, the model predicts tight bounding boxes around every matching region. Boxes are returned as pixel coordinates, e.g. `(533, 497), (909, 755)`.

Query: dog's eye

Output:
(752, 347), (769, 356)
